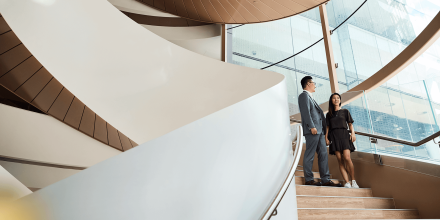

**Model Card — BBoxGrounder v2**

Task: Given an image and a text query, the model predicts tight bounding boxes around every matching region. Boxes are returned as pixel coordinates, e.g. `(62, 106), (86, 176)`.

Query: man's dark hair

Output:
(301, 76), (313, 89)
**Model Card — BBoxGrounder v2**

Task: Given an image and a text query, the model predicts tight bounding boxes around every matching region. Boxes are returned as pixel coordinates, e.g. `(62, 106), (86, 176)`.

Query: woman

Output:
(325, 93), (359, 188)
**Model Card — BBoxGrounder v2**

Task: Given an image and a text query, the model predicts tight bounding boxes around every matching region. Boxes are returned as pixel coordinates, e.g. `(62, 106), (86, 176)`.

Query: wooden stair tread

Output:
(296, 185), (373, 197)
(297, 195), (395, 209)
(298, 209), (419, 219)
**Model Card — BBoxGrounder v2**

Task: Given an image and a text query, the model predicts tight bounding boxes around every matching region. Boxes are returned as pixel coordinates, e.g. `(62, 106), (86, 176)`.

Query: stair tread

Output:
(298, 208), (415, 210)
(298, 209), (419, 219)
(296, 185), (373, 197)
(297, 194), (395, 209)
(296, 185), (371, 190)
(297, 195), (392, 199)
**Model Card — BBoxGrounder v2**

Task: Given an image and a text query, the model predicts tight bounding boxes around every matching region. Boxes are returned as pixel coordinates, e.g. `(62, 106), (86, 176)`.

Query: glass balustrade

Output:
(347, 83), (440, 164)
(227, 0), (440, 164)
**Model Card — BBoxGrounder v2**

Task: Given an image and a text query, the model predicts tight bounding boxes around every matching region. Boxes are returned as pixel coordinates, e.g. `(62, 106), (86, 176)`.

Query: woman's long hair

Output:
(328, 93), (342, 117)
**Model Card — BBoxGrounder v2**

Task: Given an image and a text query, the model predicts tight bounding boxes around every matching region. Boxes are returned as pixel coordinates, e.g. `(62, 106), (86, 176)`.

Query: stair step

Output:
(296, 185), (373, 197)
(295, 170), (332, 179)
(297, 209), (418, 219)
(297, 195), (395, 209)
(295, 176), (345, 185)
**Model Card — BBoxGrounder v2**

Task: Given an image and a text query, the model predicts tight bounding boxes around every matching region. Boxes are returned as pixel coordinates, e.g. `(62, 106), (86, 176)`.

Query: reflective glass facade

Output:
(228, 0), (440, 163)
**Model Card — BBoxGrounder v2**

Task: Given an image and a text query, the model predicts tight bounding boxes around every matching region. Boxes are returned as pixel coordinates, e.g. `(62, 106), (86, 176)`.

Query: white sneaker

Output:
(351, 180), (359, 188)
(344, 182), (352, 188)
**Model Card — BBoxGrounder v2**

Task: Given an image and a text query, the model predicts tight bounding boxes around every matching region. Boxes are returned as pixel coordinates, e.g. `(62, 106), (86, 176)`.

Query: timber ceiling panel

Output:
(63, 97), (85, 129)
(14, 68), (53, 102)
(136, 0), (327, 24)
(31, 78), (64, 112)
(107, 124), (123, 151)
(0, 45), (31, 77)
(79, 106), (96, 137)
(0, 15), (138, 151)
(48, 88), (75, 121)
(122, 11), (209, 27)
(0, 31), (20, 54)
(94, 115), (108, 144)
(0, 57), (42, 91)
(118, 131), (133, 151)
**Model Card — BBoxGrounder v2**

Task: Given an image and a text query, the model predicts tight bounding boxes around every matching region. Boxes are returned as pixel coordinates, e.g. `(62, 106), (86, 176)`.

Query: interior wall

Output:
(107, 0), (176, 17)
(170, 37), (221, 61)
(0, 161), (81, 189)
(2, 79), (292, 220)
(141, 24), (221, 40)
(0, 104), (121, 167)
(0, 164), (31, 205)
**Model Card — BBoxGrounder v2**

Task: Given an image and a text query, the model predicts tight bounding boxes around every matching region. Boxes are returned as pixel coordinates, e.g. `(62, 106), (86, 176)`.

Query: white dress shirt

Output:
(303, 90), (314, 100)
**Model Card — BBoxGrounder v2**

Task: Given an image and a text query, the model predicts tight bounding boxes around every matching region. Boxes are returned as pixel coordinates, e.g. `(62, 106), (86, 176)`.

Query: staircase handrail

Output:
(290, 119), (440, 147)
(261, 125), (304, 219)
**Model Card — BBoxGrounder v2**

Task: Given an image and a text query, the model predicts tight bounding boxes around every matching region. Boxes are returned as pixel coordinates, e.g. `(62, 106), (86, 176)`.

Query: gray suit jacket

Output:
(298, 91), (326, 135)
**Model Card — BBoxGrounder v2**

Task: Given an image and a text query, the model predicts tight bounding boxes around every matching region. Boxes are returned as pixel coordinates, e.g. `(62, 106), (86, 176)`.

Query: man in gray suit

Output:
(298, 76), (341, 187)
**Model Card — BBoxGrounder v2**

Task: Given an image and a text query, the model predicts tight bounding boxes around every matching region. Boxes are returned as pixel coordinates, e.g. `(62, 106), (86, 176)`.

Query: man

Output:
(298, 76), (341, 187)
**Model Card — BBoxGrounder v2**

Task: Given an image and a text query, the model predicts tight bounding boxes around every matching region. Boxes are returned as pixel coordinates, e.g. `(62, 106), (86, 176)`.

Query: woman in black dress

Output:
(325, 93), (359, 188)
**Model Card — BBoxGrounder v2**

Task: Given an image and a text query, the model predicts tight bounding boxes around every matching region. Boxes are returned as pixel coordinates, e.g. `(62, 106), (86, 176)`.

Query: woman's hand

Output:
(325, 138), (331, 146)
(350, 134), (356, 143)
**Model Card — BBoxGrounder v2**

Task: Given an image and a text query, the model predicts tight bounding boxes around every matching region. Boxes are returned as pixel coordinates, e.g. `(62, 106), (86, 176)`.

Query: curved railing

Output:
(261, 125), (304, 220)
(291, 119), (440, 148)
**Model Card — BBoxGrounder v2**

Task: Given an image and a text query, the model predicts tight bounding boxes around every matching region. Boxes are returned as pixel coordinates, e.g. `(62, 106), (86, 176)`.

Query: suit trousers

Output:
(303, 133), (330, 183)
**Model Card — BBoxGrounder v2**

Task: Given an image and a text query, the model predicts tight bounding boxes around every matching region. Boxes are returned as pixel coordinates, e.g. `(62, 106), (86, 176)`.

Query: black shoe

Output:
(322, 180), (342, 187)
(305, 180), (322, 186)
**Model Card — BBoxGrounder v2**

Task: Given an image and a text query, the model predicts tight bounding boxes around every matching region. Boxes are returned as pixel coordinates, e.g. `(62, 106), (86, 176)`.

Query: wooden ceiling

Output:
(136, 0), (329, 24)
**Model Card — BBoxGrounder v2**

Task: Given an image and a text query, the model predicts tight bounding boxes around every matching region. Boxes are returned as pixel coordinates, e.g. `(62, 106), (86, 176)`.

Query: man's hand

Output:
(311, 128), (318, 135)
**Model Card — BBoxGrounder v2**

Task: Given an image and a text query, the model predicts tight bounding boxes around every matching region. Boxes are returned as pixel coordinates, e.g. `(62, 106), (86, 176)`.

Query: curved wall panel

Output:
(0, 164), (31, 205)
(0, 160), (81, 190)
(0, 15), (137, 151)
(1, 78), (292, 220)
(108, 0), (178, 17)
(0, 104), (121, 167)
(0, 0), (284, 144)
(169, 37), (221, 60)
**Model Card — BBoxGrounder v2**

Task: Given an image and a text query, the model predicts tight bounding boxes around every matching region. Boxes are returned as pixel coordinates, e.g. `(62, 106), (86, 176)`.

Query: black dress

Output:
(326, 109), (356, 155)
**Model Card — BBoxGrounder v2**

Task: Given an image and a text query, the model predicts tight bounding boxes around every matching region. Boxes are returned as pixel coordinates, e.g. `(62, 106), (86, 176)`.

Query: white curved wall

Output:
(0, 0), (284, 144)
(170, 37), (221, 60)
(142, 24), (221, 40)
(0, 104), (121, 167)
(0, 165), (31, 205)
(108, 0), (176, 17)
(8, 79), (292, 220)
(140, 25), (222, 60)
(0, 161), (81, 189)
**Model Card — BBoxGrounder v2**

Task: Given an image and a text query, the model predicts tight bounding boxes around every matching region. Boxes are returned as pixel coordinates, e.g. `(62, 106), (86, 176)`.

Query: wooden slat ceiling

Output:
(136, 0), (329, 24)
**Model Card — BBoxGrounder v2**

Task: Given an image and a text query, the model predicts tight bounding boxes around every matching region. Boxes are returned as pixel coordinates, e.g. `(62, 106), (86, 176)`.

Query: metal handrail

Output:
(261, 125), (304, 220)
(290, 119), (440, 147)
